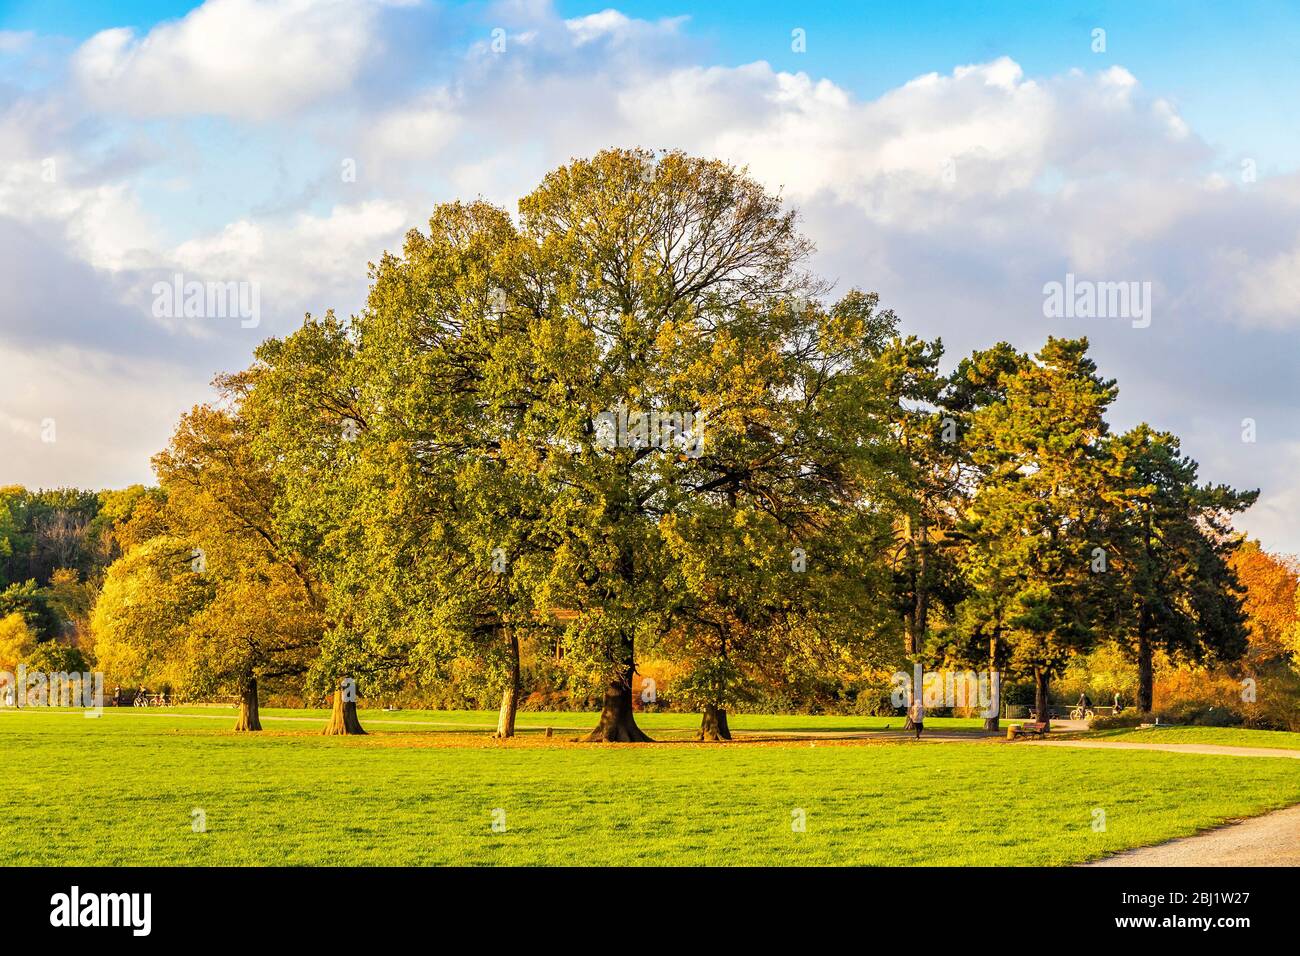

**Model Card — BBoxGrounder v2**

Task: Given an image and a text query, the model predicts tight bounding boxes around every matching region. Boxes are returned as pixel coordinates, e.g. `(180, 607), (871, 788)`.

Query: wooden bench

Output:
(1007, 721), (1049, 740)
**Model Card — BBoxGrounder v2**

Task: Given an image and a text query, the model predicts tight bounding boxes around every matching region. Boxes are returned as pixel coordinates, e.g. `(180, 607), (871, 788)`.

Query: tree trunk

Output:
(983, 634), (1001, 731)
(902, 663), (918, 731)
(322, 680), (366, 735)
(1137, 616), (1154, 715)
(982, 674), (1001, 732)
(1033, 667), (1051, 731)
(495, 630), (520, 738)
(697, 703), (732, 741)
(1138, 511), (1155, 716)
(233, 676), (261, 732)
(901, 512), (931, 733)
(583, 521), (651, 743)
(581, 661), (652, 743)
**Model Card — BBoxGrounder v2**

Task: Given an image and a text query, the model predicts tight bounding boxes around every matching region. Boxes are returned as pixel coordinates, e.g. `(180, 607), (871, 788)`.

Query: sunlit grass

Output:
(3, 708), (1298, 865)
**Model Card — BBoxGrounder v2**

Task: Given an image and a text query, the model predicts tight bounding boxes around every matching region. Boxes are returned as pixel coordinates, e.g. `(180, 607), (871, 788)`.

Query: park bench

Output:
(1007, 721), (1049, 740)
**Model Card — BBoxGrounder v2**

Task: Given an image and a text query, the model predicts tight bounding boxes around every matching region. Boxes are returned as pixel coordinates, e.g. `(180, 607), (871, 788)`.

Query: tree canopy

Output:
(74, 148), (1263, 736)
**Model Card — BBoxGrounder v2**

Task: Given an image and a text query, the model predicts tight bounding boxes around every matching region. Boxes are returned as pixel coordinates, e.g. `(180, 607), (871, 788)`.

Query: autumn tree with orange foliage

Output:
(1229, 540), (1299, 664)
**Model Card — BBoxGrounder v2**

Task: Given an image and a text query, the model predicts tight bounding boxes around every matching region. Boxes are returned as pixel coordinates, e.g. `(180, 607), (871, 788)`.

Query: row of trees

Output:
(0, 485), (158, 674)
(89, 149), (1258, 740)
(0, 485), (159, 590)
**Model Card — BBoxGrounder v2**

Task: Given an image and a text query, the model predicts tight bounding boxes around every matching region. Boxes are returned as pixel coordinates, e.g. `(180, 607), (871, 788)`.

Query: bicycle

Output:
(1069, 706), (1095, 720)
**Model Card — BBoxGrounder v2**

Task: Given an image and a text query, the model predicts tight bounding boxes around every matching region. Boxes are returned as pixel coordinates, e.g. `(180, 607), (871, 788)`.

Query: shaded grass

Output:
(69, 706), (996, 737)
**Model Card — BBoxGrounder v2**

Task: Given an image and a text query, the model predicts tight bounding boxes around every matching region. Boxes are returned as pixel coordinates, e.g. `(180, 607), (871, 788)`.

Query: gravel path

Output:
(1024, 739), (1300, 759)
(1084, 802), (1300, 866)
(1035, 738), (1300, 866)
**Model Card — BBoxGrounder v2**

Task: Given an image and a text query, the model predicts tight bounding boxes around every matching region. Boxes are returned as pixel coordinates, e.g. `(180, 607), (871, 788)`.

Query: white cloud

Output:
(368, 89), (463, 162)
(170, 199), (412, 318)
(0, 345), (208, 490)
(5, 2), (1300, 554)
(71, 0), (385, 120)
(564, 9), (688, 47)
(1233, 241), (1300, 327)
(0, 31), (35, 53)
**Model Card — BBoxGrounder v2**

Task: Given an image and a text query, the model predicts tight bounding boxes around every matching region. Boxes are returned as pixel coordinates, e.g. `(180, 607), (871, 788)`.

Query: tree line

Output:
(81, 149), (1258, 740)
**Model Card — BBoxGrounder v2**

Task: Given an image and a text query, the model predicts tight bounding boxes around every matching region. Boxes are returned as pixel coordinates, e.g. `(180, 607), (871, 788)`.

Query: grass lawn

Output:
(2, 707), (1298, 866)
(1087, 725), (1300, 750)
(93, 705), (997, 737)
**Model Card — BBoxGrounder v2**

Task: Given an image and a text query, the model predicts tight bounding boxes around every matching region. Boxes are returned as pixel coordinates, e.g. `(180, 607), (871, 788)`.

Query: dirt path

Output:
(1084, 802), (1300, 866)
(1025, 739), (1300, 759)
(731, 728), (995, 742)
(5, 709), (1296, 755)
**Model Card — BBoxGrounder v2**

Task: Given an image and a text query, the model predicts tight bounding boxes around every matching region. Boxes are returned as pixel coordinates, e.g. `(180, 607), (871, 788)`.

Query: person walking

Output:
(909, 697), (925, 740)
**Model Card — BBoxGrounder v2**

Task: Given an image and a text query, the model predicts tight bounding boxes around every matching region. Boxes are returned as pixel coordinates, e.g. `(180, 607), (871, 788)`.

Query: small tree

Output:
(93, 390), (324, 731)
(0, 612), (36, 672)
(0, 580), (61, 641)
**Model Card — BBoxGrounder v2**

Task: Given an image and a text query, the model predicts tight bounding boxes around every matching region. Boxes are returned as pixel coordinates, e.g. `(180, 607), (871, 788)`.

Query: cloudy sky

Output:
(1, 0), (1298, 553)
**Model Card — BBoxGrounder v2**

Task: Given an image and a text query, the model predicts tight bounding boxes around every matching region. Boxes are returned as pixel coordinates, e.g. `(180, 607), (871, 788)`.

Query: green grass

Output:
(92, 705), (996, 738)
(1088, 725), (1300, 750)
(2, 708), (1298, 866)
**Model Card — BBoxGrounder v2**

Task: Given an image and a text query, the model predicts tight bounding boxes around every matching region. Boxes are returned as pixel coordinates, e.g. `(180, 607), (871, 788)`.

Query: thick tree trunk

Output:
(1137, 619), (1154, 714)
(322, 680), (366, 735)
(581, 661), (652, 743)
(495, 630), (520, 738)
(1033, 667), (1051, 731)
(583, 522), (651, 743)
(697, 703), (732, 741)
(233, 676), (261, 732)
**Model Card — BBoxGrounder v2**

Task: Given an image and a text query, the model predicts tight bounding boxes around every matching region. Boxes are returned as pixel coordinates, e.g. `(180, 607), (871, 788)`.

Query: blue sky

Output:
(1, 0), (1299, 555)
(7, 0), (1300, 170)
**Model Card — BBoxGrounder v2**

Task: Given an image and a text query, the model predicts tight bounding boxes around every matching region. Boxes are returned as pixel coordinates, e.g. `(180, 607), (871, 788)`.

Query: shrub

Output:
(1154, 701), (1244, 727)
(1088, 712), (1145, 730)
(23, 641), (89, 674)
